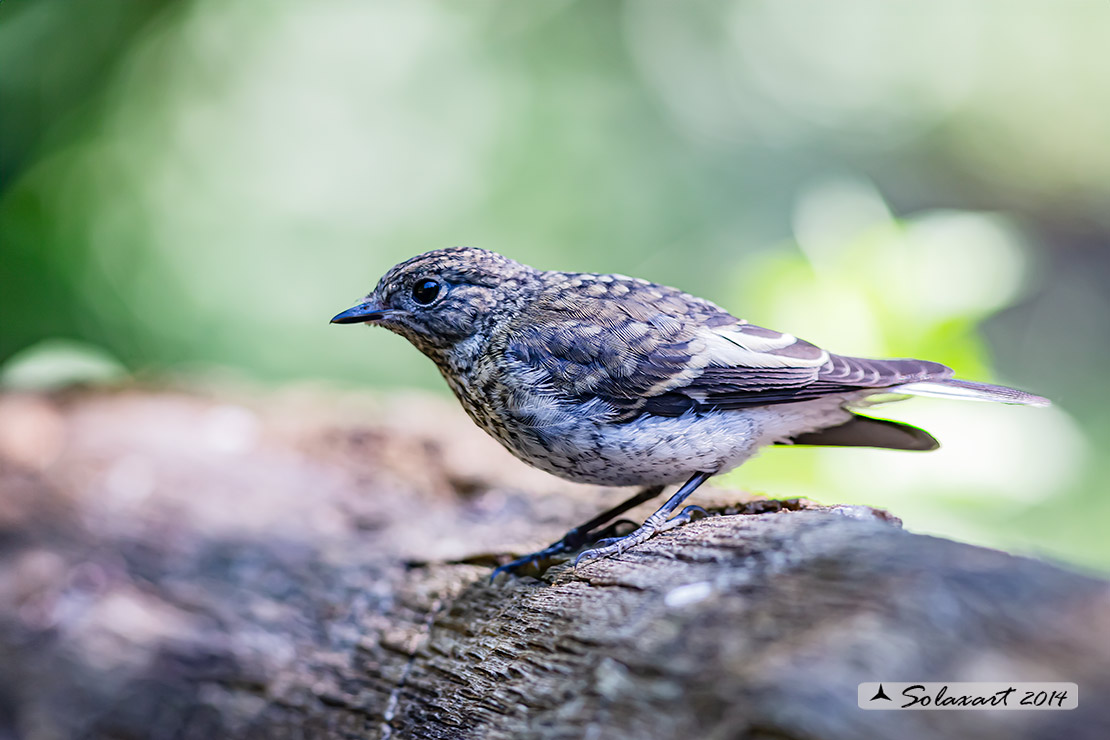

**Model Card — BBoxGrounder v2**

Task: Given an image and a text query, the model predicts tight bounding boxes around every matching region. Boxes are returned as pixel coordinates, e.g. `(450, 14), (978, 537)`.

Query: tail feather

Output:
(892, 379), (1050, 407)
(785, 415), (940, 451)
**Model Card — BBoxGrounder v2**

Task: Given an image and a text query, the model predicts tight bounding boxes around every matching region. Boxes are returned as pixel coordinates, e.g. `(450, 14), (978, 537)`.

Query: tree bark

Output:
(0, 388), (1106, 740)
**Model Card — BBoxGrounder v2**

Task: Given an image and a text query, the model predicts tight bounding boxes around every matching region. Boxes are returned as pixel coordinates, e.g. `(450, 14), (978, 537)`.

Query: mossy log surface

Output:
(0, 387), (1106, 739)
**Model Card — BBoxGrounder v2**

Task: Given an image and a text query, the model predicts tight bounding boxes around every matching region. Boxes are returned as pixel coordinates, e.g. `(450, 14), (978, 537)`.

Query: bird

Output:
(331, 247), (1048, 577)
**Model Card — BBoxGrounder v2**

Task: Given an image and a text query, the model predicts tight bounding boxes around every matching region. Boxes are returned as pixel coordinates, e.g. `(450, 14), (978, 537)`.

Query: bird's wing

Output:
(638, 323), (953, 416)
(498, 275), (732, 406)
(499, 276), (951, 420)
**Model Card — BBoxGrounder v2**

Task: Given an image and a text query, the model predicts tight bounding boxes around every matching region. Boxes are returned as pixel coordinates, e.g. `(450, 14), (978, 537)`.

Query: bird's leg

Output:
(490, 485), (665, 580)
(574, 471), (713, 568)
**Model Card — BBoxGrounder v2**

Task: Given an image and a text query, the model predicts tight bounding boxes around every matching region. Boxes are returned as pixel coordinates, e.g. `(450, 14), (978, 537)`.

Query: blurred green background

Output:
(2, 0), (1108, 571)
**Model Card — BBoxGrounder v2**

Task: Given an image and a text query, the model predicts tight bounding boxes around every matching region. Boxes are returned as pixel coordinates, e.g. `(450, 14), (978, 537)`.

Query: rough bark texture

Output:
(0, 387), (1107, 740)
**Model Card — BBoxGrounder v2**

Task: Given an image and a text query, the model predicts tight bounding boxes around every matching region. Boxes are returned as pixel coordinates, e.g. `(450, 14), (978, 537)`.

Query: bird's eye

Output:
(411, 279), (442, 305)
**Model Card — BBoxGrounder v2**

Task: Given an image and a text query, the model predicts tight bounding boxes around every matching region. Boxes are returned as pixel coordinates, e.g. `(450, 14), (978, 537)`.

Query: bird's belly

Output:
(456, 380), (855, 487)
(497, 410), (770, 487)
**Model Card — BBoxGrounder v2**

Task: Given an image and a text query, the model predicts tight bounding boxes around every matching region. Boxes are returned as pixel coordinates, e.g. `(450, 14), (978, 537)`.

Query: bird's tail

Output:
(891, 378), (1050, 407)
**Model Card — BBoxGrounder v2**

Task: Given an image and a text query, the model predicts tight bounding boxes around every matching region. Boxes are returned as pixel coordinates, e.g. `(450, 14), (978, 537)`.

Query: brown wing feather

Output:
(641, 353), (952, 415)
(499, 276), (953, 421)
(500, 273), (733, 408)
(637, 320), (953, 416)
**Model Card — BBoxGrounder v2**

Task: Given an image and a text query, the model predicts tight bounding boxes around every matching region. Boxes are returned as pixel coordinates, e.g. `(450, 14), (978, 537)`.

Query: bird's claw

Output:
(573, 519), (661, 568)
(489, 519), (643, 581)
(573, 505), (713, 569)
(489, 540), (573, 582)
(489, 476), (712, 579)
(658, 505), (709, 532)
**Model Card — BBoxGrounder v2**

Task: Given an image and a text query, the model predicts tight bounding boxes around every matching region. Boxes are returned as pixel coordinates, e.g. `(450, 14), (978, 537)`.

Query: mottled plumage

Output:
(332, 247), (1048, 574)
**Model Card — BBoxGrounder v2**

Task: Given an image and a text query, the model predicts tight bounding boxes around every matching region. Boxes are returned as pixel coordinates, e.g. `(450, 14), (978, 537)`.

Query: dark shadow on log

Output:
(0, 388), (1107, 739)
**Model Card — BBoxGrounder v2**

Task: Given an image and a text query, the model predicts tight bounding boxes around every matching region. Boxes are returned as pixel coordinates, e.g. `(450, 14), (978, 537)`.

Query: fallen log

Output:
(0, 387), (1106, 739)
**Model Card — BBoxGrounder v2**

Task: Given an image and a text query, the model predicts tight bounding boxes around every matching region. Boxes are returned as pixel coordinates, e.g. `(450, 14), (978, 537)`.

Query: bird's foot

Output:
(489, 529), (583, 581)
(657, 505), (710, 532)
(489, 519), (638, 581)
(489, 485), (669, 581)
(574, 505), (710, 568)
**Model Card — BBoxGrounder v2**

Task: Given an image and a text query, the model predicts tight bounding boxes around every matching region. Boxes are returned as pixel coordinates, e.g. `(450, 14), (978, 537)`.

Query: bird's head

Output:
(331, 247), (537, 358)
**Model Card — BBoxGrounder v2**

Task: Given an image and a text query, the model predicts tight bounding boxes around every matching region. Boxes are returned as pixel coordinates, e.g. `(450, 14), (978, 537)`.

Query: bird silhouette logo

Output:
(870, 684), (892, 702)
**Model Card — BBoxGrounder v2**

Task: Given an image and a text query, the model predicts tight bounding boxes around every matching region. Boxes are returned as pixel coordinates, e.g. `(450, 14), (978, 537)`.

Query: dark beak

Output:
(330, 300), (392, 325)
